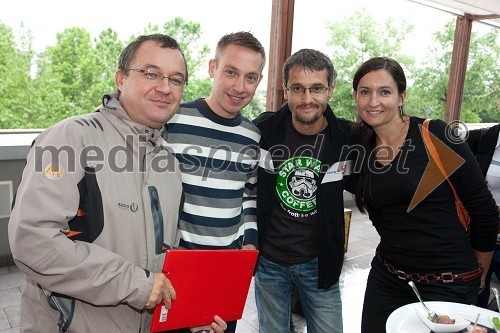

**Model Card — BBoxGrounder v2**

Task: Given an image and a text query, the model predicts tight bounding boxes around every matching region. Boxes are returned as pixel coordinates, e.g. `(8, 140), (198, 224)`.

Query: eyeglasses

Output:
(286, 85), (328, 96)
(126, 68), (187, 90)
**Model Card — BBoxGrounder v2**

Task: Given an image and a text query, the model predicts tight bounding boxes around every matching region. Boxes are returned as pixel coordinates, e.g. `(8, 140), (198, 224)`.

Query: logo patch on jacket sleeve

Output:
(43, 164), (63, 180)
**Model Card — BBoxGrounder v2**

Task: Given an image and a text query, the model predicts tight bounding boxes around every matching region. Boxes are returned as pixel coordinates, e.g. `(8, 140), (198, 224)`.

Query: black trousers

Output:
(361, 258), (480, 333)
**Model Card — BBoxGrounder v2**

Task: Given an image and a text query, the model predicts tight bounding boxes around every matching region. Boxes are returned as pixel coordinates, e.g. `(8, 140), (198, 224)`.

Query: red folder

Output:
(150, 249), (258, 332)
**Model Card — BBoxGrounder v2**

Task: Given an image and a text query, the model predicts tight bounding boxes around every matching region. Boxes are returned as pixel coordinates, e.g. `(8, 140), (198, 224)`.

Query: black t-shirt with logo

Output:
(262, 116), (330, 266)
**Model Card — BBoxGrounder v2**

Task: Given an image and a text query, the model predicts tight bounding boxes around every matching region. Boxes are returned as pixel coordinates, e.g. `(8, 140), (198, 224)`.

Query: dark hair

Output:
(215, 31), (266, 66)
(351, 57), (408, 213)
(282, 49), (337, 87)
(353, 56), (406, 94)
(118, 34), (188, 84)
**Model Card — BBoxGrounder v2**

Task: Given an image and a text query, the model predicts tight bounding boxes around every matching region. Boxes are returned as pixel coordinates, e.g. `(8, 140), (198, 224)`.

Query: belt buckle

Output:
(396, 270), (407, 280)
(441, 272), (454, 283)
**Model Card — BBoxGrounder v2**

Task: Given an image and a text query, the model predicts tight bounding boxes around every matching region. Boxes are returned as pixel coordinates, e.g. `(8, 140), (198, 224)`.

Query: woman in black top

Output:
(350, 57), (499, 333)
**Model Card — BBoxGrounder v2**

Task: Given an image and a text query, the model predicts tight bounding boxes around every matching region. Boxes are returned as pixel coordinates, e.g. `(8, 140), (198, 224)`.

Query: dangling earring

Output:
(399, 106), (404, 117)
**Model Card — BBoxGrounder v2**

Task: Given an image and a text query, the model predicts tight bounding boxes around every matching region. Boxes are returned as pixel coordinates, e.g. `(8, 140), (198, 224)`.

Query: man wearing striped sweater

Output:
(165, 33), (265, 332)
(166, 31), (265, 253)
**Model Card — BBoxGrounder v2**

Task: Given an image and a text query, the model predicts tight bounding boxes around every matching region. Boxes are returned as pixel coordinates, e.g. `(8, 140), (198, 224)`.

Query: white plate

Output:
(387, 301), (498, 333)
(386, 303), (428, 333)
(415, 302), (468, 332)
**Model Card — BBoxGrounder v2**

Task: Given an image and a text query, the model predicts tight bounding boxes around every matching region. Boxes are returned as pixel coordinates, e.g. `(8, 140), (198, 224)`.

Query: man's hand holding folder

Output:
(146, 272), (227, 332)
(146, 273), (177, 310)
(149, 249), (258, 332)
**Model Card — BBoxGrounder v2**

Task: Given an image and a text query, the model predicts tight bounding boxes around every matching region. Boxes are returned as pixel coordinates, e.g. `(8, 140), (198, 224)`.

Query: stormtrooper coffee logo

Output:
(276, 156), (321, 217)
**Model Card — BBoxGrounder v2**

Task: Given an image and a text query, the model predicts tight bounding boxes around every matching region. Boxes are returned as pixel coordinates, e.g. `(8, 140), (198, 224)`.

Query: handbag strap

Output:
(421, 119), (463, 210)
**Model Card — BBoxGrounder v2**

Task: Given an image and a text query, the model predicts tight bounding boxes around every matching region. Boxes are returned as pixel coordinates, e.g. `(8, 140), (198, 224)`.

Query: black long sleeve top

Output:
(366, 117), (498, 274)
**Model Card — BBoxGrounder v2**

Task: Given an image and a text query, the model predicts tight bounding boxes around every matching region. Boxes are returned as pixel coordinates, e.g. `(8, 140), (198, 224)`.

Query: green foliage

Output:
(0, 17), (214, 129)
(241, 93), (265, 120)
(0, 22), (34, 128)
(1, 13), (498, 129)
(162, 17), (211, 78)
(462, 27), (499, 122)
(161, 17), (212, 101)
(324, 12), (499, 123)
(88, 29), (124, 104)
(325, 9), (415, 121)
(27, 27), (122, 128)
(141, 17), (213, 102)
(409, 21), (499, 122)
(182, 78), (212, 102)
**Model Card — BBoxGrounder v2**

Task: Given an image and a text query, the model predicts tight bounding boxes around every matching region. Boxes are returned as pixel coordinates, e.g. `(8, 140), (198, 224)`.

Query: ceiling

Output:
(410, 0), (500, 26)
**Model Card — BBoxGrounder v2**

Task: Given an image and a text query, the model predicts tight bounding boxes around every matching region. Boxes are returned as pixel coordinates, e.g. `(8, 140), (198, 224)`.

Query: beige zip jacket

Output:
(9, 93), (182, 332)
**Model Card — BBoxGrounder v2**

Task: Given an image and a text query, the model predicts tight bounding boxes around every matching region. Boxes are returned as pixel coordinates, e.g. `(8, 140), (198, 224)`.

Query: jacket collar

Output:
(98, 92), (164, 144)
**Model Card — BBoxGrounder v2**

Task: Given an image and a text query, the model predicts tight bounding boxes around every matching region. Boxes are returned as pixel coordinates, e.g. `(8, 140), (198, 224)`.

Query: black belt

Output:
(376, 249), (482, 283)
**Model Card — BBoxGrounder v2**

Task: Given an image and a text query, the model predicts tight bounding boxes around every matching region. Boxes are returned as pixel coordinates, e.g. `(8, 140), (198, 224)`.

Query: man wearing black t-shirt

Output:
(253, 49), (352, 333)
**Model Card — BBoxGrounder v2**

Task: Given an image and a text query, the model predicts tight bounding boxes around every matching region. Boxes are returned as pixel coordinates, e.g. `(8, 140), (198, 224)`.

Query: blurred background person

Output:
(467, 122), (500, 309)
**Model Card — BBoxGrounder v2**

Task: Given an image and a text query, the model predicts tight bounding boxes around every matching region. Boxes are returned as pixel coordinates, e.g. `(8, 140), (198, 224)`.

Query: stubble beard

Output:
(296, 110), (322, 125)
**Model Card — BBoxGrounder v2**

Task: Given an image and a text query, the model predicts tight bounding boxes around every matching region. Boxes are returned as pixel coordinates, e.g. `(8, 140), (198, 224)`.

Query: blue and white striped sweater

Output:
(165, 99), (259, 249)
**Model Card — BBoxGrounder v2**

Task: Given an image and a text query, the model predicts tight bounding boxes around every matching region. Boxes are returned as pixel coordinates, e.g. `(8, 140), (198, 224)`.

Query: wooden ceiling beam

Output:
(466, 14), (500, 21)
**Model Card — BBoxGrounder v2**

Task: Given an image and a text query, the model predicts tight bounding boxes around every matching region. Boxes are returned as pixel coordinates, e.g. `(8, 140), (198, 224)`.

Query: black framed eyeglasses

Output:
(286, 85), (328, 96)
(127, 68), (187, 90)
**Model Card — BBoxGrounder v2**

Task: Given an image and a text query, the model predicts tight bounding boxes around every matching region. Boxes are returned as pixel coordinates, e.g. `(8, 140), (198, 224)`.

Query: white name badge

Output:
(321, 160), (352, 184)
